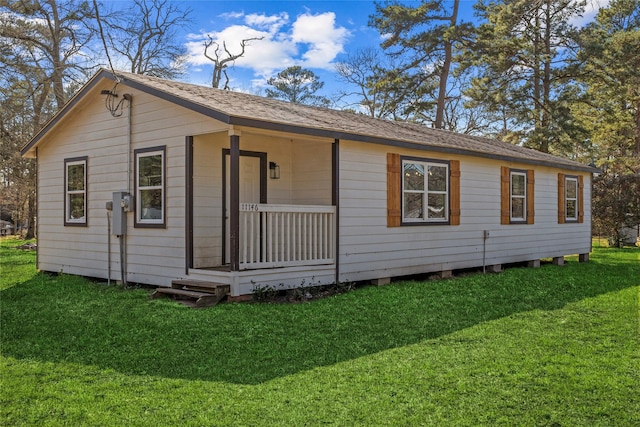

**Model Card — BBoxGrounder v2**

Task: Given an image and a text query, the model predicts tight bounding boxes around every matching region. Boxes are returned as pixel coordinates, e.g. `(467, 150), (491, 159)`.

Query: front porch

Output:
(238, 203), (335, 269)
(184, 128), (339, 296)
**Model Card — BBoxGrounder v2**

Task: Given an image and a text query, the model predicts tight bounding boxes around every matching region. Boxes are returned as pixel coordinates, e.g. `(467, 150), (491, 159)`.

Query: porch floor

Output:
(197, 265), (231, 272)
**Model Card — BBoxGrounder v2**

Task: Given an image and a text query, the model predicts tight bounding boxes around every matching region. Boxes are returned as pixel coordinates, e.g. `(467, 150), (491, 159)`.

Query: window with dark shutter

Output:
(501, 166), (534, 224)
(559, 173), (584, 224)
(387, 153), (460, 227)
(387, 153), (401, 227)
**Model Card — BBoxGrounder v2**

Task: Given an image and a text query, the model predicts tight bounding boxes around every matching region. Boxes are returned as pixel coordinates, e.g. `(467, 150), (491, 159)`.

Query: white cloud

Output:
(570, 0), (611, 27)
(219, 11), (245, 20)
(185, 24), (297, 77)
(245, 12), (289, 33)
(291, 12), (350, 69)
(184, 11), (350, 84)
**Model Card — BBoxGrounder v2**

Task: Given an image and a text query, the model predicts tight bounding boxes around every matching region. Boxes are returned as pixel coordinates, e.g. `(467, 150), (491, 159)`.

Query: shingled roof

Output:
(22, 69), (595, 173)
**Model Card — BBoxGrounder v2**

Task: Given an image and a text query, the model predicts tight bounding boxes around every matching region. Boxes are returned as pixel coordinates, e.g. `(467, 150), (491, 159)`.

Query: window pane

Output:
(139, 154), (162, 187)
(511, 174), (525, 196)
(140, 189), (162, 220)
(404, 163), (424, 191)
(566, 200), (576, 218)
(566, 180), (577, 198)
(511, 198), (524, 219)
(404, 193), (423, 219)
(68, 194), (85, 220)
(428, 165), (447, 192)
(67, 164), (85, 191)
(427, 193), (446, 219)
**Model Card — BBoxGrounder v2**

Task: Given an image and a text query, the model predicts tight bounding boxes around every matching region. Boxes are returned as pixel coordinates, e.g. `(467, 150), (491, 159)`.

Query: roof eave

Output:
(227, 116), (596, 173)
(22, 69), (597, 174)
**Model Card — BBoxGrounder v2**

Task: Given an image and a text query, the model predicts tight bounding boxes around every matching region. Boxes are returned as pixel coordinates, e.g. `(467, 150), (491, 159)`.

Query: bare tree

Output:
(0, 0), (96, 109)
(1, 0), (96, 238)
(204, 36), (263, 89)
(100, 0), (191, 79)
(335, 47), (399, 119)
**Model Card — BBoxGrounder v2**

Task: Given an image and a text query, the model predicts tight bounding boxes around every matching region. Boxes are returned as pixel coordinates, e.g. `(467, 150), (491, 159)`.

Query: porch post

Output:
(333, 139), (340, 285)
(185, 136), (193, 274)
(229, 129), (241, 271)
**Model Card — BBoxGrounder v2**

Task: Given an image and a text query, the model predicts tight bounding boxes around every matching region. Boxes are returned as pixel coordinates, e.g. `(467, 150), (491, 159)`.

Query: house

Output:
(21, 69), (595, 298)
(1, 220), (14, 236)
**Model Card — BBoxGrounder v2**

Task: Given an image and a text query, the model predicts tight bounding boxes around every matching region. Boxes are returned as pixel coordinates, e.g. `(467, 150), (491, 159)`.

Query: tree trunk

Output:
(25, 191), (36, 240)
(434, 0), (459, 129)
(540, 0), (552, 153)
(48, 1), (66, 109)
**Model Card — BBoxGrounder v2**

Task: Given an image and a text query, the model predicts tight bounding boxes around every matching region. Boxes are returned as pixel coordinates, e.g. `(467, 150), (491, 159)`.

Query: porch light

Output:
(269, 161), (280, 179)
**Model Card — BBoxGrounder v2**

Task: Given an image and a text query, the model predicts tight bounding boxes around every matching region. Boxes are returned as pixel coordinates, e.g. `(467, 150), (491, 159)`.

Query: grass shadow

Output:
(1, 247), (638, 385)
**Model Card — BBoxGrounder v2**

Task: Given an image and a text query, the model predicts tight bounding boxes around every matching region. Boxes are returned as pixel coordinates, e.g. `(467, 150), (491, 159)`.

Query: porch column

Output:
(333, 138), (340, 285)
(185, 135), (194, 274)
(229, 129), (241, 271)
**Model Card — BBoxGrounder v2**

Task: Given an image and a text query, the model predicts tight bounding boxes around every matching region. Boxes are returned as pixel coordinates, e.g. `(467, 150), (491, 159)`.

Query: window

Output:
(510, 171), (527, 222)
(565, 177), (578, 221)
(387, 154), (459, 227)
(501, 167), (534, 225)
(402, 158), (449, 223)
(135, 146), (165, 227)
(64, 157), (87, 226)
(558, 173), (583, 224)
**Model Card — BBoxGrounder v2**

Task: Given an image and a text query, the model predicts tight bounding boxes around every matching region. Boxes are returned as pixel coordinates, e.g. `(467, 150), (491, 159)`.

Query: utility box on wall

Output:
(112, 191), (132, 235)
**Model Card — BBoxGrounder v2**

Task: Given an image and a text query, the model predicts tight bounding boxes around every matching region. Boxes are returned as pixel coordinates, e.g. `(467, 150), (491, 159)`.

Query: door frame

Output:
(221, 149), (267, 264)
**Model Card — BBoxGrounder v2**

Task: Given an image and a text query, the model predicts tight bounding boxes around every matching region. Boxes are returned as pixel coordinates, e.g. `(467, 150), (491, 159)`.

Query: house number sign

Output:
(240, 203), (260, 211)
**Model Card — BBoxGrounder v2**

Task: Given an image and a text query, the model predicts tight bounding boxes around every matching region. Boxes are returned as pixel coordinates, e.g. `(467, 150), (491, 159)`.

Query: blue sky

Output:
(104, 0), (610, 99)
(177, 0), (384, 95)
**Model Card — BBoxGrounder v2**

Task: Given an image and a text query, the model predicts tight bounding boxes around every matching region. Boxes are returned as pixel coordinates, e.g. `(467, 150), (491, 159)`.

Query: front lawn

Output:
(1, 236), (638, 425)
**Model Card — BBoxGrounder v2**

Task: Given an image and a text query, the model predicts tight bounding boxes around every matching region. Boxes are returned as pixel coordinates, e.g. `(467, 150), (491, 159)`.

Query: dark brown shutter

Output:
(558, 173), (566, 224)
(526, 169), (535, 225)
(578, 175), (584, 223)
(387, 153), (401, 227)
(500, 166), (510, 224)
(450, 160), (460, 225)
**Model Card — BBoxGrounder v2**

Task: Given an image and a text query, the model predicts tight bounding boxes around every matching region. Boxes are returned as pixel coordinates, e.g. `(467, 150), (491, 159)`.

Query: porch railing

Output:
(239, 204), (335, 270)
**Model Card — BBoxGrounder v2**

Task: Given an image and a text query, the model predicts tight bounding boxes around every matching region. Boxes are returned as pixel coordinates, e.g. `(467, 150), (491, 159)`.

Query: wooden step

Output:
(150, 282), (229, 308)
(172, 279), (229, 293)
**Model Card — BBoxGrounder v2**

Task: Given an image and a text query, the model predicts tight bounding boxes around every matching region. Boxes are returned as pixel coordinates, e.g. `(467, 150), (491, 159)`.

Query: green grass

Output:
(1, 236), (639, 426)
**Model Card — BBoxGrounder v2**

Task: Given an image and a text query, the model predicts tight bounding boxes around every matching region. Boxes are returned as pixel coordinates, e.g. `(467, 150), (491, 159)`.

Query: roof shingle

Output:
(23, 69), (595, 173)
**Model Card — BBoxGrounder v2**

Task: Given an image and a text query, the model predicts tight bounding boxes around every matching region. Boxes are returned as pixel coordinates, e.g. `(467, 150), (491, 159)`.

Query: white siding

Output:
(337, 140), (592, 283)
(192, 133), (224, 268)
(35, 78), (592, 296)
(36, 81), (226, 286)
(291, 140), (332, 205)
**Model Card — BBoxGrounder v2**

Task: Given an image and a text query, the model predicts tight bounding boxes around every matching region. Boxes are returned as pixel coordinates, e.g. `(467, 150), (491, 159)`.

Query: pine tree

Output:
(466, 0), (587, 153)
(265, 66), (330, 107)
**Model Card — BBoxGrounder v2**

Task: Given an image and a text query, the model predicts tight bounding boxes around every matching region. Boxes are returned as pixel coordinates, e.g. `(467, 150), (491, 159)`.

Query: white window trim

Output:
(65, 158), (87, 225)
(402, 159), (449, 223)
(135, 148), (164, 225)
(510, 170), (527, 222)
(565, 176), (578, 222)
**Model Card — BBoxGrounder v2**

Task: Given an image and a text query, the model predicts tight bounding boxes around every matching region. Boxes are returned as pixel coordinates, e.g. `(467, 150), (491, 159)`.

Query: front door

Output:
(224, 152), (266, 264)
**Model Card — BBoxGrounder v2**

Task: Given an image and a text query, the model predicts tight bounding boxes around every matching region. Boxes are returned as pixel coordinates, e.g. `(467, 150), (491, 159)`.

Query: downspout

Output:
(127, 94), (133, 193)
(122, 93), (133, 287)
(107, 210), (111, 285)
(35, 147), (39, 268)
(482, 230), (489, 273)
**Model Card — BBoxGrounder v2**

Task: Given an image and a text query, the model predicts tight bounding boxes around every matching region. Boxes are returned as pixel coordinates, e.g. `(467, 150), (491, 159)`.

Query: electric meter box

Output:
(112, 191), (130, 235)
